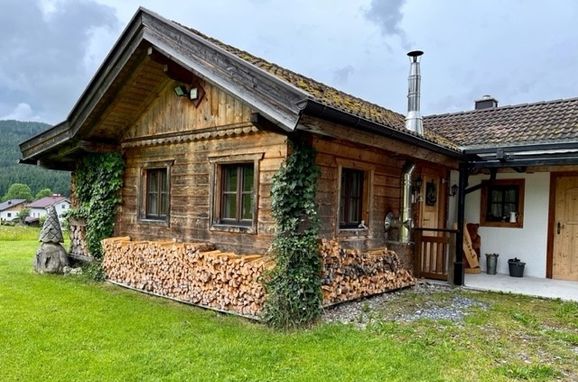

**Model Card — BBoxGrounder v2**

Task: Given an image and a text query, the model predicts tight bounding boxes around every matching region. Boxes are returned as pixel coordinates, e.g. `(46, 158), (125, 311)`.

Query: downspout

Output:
(399, 160), (416, 243)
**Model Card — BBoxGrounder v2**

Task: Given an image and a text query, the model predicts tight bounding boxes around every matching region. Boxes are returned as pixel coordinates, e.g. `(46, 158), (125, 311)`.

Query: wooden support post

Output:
(453, 162), (468, 286)
(414, 229), (422, 277)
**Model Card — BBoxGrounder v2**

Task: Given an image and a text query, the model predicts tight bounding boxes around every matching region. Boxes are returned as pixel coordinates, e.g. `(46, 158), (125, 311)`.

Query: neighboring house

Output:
(26, 195), (71, 225)
(18, 6), (578, 294)
(0, 199), (27, 222)
(426, 97), (578, 281)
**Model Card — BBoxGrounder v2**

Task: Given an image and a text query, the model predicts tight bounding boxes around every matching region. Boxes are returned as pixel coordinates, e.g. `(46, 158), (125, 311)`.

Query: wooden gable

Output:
(123, 79), (254, 141)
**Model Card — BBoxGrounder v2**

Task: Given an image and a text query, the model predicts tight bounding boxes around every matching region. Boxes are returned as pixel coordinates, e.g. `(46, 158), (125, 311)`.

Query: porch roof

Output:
(424, 98), (578, 168)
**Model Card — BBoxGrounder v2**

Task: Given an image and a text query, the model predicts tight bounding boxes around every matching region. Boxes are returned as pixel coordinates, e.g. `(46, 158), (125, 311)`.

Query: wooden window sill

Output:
(138, 218), (170, 226)
(210, 224), (256, 234)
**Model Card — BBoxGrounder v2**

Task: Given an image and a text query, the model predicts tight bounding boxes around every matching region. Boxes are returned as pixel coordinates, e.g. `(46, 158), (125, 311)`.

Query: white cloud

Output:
(2, 0), (578, 122)
(1, 103), (40, 121)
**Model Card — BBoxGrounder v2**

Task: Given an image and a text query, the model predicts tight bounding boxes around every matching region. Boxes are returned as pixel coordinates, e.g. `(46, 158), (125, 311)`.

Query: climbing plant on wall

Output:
(69, 152), (123, 280)
(263, 138), (322, 328)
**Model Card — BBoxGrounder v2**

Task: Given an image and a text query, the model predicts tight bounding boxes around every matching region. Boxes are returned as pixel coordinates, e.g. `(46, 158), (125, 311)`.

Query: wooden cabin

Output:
(20, 8), (462, 314)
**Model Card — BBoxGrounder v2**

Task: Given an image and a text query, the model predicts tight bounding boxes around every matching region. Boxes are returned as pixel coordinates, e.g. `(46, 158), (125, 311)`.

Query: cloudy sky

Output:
(1, 0), (578, 124)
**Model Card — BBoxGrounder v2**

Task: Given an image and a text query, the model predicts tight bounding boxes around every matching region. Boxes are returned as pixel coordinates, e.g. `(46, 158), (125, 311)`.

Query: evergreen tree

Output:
(0, 120), (70, 196)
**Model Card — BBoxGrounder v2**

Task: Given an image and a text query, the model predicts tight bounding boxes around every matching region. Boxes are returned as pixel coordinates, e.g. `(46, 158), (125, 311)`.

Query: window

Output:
(219, 164), (254, 225)
(7, 213), (11, 218)
(340, 168), (364, 228)
(145, 168), (169, 220)
(480, 179), (525, 228)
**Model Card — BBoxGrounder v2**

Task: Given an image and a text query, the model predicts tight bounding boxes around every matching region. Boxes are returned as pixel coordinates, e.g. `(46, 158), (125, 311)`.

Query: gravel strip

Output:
(323, 281), (488, 327)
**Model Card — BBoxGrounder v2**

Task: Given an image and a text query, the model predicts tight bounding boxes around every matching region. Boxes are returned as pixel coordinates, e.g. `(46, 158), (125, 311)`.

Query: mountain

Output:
(0, 120), (70, 197)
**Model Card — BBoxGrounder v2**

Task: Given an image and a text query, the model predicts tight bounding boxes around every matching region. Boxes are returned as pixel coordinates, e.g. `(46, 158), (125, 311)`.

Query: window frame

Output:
(336, 161), (373, 232)
(139, 161), (173, 225)
(339, 168), (365, 229)
(480, 178), (525, 228)
(219, 163), (255, 226)
(209, 153), (263, 233)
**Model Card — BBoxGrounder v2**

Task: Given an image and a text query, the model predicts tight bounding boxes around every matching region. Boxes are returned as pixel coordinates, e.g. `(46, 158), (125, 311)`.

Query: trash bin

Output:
(485, 253), (499, 275)
(508, 258), (525, 277)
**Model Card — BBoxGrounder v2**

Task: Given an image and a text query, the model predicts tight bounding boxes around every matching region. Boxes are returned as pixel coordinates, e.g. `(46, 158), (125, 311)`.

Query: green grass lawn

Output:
(0, 227), (577, 381)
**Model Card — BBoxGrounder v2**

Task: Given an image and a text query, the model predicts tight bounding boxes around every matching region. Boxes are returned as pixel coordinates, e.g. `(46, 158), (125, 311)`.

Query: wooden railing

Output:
(414, 228), (457, 281)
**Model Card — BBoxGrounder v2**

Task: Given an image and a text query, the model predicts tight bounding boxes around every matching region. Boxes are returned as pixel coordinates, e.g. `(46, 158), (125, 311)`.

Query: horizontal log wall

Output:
(102, 237), (415, 317)
(116, 79), (288, 253)
(312, 134), (405, 248)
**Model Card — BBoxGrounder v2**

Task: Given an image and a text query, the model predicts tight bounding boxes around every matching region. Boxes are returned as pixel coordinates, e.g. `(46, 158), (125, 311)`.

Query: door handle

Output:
(557, 222), (563, 234)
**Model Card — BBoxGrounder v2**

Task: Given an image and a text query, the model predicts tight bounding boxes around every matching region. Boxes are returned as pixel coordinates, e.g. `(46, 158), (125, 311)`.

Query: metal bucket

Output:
(485, 253), (499, 275)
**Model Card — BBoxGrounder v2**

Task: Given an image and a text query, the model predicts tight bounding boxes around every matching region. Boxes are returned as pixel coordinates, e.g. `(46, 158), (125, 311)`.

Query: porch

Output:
(464, 272), (578, 303)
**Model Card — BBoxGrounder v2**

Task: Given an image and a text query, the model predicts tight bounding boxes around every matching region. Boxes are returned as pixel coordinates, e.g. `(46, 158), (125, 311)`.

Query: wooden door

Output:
(418, 169), (446, 230)
(551, 175), (578, 281)
(415, 167), (449, 280)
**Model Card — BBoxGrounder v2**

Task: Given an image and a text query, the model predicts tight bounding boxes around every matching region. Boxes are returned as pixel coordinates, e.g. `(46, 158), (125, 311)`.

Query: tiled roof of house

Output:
(0, 199), (26, 211)
(424, 97), (578, 149)
(179, 24), (458, 151)
(27, 196), (68, 209)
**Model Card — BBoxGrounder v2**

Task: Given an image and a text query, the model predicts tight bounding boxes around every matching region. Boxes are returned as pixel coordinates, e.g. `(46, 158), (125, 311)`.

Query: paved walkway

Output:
(464, 272), (578, 303)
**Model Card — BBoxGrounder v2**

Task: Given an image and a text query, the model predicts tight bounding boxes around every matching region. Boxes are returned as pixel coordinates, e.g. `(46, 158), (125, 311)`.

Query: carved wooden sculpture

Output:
(35, 206), (69, 274)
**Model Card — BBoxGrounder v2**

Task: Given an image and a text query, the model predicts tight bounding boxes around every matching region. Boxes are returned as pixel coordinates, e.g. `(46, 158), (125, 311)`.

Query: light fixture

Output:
(189, 87), (199, 100)
(174, 83), (205, 107)
(449, 184), (459, 197)
(174, 85), (188, 97)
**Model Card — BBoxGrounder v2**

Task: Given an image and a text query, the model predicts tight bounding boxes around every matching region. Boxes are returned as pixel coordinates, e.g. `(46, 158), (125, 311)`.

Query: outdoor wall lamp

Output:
(174, 85), (188, 97)
(174, 85), (200, 100)
(449, 184), (459, 197)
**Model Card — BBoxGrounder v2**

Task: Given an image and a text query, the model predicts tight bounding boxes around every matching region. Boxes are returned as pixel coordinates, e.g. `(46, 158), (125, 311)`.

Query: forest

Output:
(0, 120), (70, 196)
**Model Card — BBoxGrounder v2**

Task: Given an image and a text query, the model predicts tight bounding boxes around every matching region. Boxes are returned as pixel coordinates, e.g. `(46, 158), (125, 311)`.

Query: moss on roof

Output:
(176, 23), (459, 152)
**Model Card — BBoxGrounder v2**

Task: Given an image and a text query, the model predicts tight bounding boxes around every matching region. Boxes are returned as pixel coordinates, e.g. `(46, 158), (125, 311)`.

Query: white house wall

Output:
(0, 210), (18, 221)
(448, 171), (550, 278)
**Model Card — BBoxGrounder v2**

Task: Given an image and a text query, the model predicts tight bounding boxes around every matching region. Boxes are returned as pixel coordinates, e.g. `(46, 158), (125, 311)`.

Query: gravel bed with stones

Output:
(323, 281), (489, 327)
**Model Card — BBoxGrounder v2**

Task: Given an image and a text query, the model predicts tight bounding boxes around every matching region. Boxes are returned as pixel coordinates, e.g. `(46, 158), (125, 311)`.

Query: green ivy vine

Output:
(263, 138), (322, 328)
(68, 152), (124, 280)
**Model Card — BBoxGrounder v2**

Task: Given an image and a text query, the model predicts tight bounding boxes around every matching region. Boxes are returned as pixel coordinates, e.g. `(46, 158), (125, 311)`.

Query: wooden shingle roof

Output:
(424, 97), (578, 149)
(179, 24), (458, 151)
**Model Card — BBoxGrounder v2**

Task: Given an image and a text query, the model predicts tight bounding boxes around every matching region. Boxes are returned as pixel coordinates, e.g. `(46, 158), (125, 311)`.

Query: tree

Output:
(17, 208), (30, 224)
(35, 188), (52, 200)
(2, 183), (33, 202)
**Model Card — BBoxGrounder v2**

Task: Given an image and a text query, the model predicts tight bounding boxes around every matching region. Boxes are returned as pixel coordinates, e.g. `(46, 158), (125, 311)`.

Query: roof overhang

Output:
(19, 7), (311, 170)
(301, 100), (464, 159)
(465, 141), (578, 169)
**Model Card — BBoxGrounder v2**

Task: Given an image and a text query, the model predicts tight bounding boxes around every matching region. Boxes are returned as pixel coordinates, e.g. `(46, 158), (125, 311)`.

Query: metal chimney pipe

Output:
(405, 50), (424, 135)
(399, 160), (416, 243)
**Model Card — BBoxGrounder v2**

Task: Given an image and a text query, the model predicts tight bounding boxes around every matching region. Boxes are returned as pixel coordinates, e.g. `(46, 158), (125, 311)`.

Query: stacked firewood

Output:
(320, 239), (415, 305)
(69, 221), (90, 258)
(102, 237), (270, 317)
(102, 237), (416, 317)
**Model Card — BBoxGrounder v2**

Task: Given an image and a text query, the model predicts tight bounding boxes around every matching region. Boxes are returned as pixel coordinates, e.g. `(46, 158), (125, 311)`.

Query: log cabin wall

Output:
(304, 115), (456, 268)
(115, 79), (288, 254)
(312, 134), (405, 249)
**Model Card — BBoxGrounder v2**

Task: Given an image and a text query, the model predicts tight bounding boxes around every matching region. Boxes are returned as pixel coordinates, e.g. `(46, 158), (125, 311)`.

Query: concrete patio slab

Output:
(464, 272), (578, 303)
